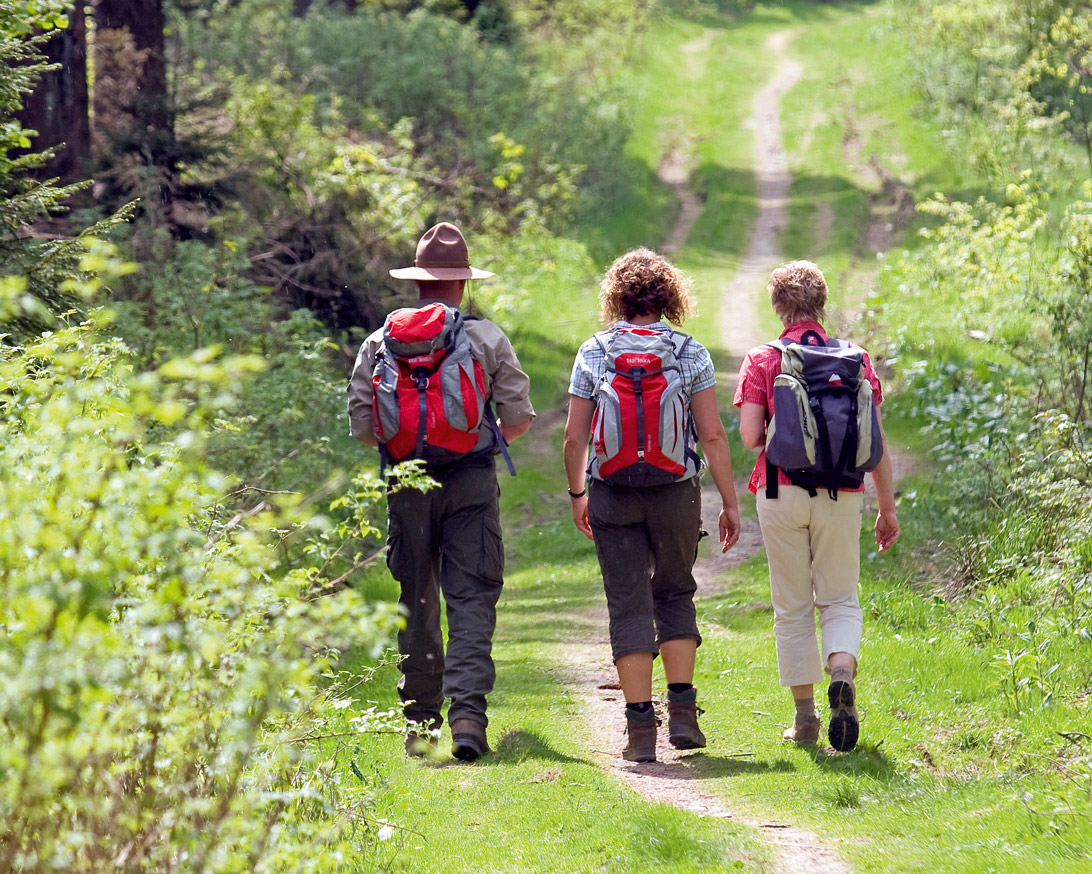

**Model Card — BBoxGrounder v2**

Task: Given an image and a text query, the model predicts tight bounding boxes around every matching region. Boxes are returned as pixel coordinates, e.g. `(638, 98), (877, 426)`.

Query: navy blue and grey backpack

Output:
(764, 330), (883, 500)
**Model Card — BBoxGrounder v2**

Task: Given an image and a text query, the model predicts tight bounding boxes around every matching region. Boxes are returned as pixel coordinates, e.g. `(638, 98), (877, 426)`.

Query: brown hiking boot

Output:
(828, 673), (859, 752)
(622, 708), (658, 762)
(666, 687), (706, 750)
(404, 719), (441, 758)
(782, 712), (821, 744)
(449, 717), (490, 762)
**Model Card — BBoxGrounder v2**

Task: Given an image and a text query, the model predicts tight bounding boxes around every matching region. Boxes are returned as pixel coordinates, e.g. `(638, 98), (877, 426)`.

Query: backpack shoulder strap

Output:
(668, 329), (693, 356)
(482, 400), (517, 477)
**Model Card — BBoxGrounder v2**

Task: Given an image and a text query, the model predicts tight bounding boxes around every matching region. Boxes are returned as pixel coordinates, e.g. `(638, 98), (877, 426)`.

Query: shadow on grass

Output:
(628, 752), (797, 780)
(804, 739), (899, 782)
(424, 729), (592, 769)
(492, 728), (592, 765)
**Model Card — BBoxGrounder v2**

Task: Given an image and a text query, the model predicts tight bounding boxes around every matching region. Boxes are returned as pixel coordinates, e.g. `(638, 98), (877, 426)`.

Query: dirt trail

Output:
(559, 29), (854, 874)
(718, 32), (803, 375)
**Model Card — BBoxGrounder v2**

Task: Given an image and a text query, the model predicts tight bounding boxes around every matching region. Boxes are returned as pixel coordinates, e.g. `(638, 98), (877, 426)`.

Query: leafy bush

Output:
(0, 248), (401, 872)
(105, 231), (353, 496)
(890, 156), (1092, 719)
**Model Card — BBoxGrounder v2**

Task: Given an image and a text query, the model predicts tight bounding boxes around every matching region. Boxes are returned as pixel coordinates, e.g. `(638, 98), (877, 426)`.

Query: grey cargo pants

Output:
(386, 461), (504, 728)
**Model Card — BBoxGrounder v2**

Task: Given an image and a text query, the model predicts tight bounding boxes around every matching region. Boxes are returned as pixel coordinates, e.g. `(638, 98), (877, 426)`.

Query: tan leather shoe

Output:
(782, 713), (821, 744)
(622, 708), (659, 762)
(666, 688), (707, 750)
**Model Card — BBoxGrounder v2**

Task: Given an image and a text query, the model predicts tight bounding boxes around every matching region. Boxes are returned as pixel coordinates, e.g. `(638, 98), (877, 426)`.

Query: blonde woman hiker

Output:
(734, 260), (899, 751)
(563, 248), (742, 763)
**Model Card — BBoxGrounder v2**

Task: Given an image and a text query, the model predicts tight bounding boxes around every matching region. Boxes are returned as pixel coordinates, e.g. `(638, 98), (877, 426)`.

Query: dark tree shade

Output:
(16, 4), (89, 183)
(293, 0), (358, 16)
(93, 0), (169, 133)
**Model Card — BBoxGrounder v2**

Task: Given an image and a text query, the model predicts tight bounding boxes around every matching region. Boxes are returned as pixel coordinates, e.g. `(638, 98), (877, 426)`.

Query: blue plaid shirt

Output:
(568, 321), (717, 400)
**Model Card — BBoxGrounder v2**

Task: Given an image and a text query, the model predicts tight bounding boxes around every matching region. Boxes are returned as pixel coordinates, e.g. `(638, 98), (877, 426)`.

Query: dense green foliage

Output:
(5, 0), (1091, 870)
(0, 0), (132, 335)
(0, 243), (415, 870)
(871, 0), (1092, 830)
(0, 8), (396, 870)
(894, 0), (1092, 631)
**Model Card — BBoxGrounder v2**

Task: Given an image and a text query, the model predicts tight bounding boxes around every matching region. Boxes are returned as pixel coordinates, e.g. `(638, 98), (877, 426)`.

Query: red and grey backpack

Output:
(371, 302), (514, 474)
(589, 326), (702, 487)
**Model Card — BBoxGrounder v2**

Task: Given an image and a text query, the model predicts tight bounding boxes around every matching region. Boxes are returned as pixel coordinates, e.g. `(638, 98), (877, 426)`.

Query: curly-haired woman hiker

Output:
(735, 260), (899, 751)
(563, 248), (741, 762)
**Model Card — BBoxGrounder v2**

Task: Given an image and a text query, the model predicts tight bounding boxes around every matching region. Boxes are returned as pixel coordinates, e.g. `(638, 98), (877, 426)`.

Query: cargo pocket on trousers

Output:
(386, 511), (410, 583)
(480, 510), (505, 585)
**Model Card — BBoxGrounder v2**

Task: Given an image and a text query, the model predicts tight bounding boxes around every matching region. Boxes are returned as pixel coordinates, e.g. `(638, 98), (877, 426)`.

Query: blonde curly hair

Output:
(598, 248), (694, 326)
(767, 260), (828, 326)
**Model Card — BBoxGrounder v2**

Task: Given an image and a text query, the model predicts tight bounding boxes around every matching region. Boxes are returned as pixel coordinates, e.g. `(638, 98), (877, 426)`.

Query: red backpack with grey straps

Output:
(371, 302), (514, 474)
(589, 325), (702, 487)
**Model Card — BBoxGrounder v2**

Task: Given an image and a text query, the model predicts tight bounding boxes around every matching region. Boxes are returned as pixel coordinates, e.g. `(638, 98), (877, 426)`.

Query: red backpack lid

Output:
(387, 302), (448, 344)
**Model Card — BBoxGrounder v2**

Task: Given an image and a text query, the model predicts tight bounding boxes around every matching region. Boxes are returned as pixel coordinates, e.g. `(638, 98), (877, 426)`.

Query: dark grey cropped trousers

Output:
(587, 476), (704, 662)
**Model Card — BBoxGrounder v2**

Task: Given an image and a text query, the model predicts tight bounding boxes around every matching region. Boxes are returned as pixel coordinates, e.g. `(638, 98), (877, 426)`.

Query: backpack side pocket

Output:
(854, 377), (883, 471)
(591, 379), (623, 471)
(767, 373), (817, 470)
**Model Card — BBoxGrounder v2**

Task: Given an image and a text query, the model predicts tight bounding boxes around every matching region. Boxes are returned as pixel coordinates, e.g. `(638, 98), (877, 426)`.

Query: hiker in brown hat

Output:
(347, 222), (535, 761)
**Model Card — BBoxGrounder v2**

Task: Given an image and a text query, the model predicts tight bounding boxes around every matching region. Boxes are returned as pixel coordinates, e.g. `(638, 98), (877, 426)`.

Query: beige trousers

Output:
(756, 486), (864, 687)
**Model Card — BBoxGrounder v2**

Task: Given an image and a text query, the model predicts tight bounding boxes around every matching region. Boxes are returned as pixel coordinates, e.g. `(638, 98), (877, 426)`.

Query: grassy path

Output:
(554, 22), (855, 874)
(340, 4), (1092, 872)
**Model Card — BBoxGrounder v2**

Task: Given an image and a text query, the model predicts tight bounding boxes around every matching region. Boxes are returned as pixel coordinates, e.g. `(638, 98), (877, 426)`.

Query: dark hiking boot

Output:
(622, 707), (659, 762)
(405, 717), (441, 758)
(450, 717), (490, 762)
(827, 674), (859, 752)
(666, 687), (706, 750)
(782, 712), (821, 744)
(405, 727), (440, 759)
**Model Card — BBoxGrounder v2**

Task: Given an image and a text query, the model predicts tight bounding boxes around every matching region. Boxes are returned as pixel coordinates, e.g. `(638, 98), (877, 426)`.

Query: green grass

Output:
(348, 475), (1092, 873)
(771, 0), (981, 337)
(691, 545), (1092, 874)
(333, 2), (1092, 872)
(341, 544), (765, 873)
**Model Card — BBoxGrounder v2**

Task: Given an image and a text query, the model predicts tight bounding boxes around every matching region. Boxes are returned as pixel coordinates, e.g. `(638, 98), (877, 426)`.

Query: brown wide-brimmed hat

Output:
(389, 222), (494, 280)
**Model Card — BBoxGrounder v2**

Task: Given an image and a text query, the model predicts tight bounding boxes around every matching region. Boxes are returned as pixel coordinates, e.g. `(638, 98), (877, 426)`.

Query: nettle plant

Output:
(0, 246), (401, 873)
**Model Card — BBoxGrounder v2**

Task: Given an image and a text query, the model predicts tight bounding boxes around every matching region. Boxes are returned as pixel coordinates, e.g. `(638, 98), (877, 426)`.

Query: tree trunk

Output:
(17, 4), (89, 183)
